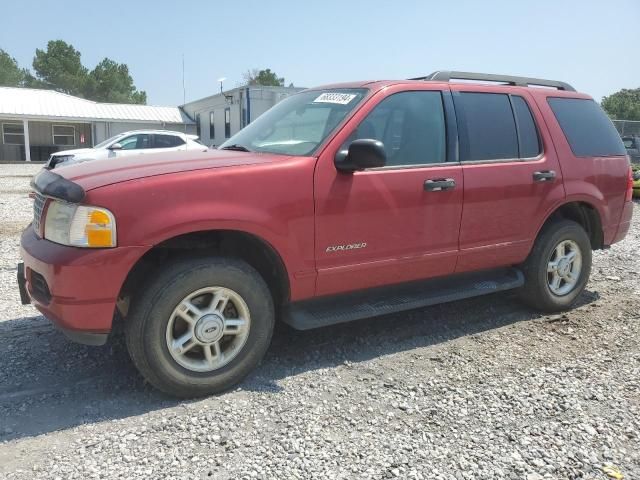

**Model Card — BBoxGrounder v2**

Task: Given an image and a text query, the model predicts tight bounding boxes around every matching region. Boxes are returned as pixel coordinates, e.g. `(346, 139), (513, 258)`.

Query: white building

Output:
(0, 84), (304, 161)
(182, 85), (304, 147)
(0, 86), (194, 162)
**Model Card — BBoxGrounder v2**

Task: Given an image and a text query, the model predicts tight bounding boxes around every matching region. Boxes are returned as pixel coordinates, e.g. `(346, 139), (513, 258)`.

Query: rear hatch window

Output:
(547, 97), (626, 157)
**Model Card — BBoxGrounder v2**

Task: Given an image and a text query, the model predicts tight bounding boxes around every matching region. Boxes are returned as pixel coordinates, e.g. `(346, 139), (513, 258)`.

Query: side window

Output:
(547, 97), (626, 157)
(195, 114), (201, 138)
(512, 96), (541, 158)
(344, 91), (446, 166)
(209, 112), (215, 140)
(153, 134), (185, 148)
(52, 125), (76, 146)
(224, 108), (231, 138)
(119, 134), (151, 150)
(455, 92), (519, 161)
(2, 123), (25, 145)
(118, 135), (138, 150)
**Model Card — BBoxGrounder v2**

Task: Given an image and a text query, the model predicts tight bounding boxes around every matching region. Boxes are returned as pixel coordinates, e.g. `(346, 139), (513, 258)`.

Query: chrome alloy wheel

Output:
(547, 239), (582, 296)
(166, 287), (251, 372)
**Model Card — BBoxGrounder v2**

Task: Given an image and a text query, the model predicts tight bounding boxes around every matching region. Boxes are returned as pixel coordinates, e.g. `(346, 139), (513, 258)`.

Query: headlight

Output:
(44, 201), (116, 248)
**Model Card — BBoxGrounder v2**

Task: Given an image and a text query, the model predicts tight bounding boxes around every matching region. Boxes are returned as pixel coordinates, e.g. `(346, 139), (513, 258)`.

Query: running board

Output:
(283, 267), (524, 330)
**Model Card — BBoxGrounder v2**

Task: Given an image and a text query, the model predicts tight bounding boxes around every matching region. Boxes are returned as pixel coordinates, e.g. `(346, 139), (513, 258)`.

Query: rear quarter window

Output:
(511, 96), (541, 158)
(547, 97), (626, 157)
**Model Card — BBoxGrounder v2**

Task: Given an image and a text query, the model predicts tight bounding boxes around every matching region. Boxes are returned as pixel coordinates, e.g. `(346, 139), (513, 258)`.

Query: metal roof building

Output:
(0, 87), (194, 162)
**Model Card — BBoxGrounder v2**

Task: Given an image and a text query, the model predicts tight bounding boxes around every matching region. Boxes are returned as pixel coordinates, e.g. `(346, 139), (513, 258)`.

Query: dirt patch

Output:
(0, 189), (31, 195)
(0, 221), (28, 237)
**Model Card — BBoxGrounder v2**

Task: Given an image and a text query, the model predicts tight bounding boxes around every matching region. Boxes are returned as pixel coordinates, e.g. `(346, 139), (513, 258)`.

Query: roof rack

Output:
(410, 71), (576, 92)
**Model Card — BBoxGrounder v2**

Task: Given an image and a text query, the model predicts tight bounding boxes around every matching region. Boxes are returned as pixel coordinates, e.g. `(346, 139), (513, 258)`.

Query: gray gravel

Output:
(0, 165), (638, 479)
(0, 164), (40, 323)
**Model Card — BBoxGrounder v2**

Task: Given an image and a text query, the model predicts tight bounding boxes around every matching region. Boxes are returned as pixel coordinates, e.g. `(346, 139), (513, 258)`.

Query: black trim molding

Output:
(31, 169), (85, 203)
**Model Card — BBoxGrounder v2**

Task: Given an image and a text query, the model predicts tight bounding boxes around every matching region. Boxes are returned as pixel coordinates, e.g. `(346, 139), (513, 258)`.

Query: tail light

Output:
(626, 166), (633, 202)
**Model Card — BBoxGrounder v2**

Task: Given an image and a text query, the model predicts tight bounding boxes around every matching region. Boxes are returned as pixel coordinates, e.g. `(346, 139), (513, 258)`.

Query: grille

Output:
(33, 193), (47, 236)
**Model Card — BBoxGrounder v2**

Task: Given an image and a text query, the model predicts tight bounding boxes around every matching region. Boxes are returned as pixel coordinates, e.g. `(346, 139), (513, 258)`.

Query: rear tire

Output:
(125, 256), (274, 398)
(518, 220), (592, 312)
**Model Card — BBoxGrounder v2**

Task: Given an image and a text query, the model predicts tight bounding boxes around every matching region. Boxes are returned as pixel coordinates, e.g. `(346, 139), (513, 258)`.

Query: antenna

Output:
(182, 54), (187, 147)
(218, 77), (226, 94)
(182, 55), (186, 105)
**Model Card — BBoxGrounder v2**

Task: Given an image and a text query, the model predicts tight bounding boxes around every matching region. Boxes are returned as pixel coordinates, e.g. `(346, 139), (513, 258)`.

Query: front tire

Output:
(519, 220), (592, 312)
(125, 256), (274, 398)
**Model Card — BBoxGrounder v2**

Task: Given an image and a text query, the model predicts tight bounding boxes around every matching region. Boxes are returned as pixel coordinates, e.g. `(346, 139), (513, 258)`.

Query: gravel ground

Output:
(0, 165), (638, 480)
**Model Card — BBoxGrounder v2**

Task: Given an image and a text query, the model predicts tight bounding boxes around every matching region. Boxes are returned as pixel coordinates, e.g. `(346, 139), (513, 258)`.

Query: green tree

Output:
(28, 40), (146, 104)
(0, 49), (30, 87)
(602, 88), (640, 121)
(243, 68), (285, 87)
(85, 58), (147, 104)
(32, 40), (88, 96)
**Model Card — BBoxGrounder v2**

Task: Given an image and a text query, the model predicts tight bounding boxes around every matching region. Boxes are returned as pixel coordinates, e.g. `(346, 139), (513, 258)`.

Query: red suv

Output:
(18, 71), (633, 397)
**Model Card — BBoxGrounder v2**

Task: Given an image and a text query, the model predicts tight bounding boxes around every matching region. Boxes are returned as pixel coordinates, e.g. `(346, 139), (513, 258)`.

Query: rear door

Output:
(313, 85), (464, 296)
(452, 86), (566, 272)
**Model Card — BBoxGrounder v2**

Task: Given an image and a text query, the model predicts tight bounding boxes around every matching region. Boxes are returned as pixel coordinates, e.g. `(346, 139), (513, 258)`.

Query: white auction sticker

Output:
(313, 92), (357, 105)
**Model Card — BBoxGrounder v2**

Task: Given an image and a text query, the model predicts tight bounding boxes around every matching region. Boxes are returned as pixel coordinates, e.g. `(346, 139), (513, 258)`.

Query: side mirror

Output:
(334, 139), (386, 173)
(109, 142), (123, 150)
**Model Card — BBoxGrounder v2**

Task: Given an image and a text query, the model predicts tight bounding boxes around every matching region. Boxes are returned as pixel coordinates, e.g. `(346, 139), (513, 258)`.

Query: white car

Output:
(46, 130), (205, 168)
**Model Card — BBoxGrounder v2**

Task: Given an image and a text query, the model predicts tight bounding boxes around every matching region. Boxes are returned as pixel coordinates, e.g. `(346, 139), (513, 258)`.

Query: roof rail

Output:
(410, 71), (576, 92)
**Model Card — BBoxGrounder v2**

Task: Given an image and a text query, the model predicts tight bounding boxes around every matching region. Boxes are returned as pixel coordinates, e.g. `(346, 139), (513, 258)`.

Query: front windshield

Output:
(219, 88), (368, 156)
(94, 133), (126, 149)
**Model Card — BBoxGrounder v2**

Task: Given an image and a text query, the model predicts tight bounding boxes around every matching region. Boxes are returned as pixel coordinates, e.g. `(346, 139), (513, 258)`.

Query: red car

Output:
(18, 71), (633, 397)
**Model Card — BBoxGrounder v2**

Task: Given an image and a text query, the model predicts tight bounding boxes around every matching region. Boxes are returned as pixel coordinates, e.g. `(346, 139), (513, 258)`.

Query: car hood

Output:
(55, 149), (288, 192)
(52, 147), (96, 157)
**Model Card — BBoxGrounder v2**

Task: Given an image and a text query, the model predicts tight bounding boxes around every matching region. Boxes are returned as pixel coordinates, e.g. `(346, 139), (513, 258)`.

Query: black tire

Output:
(518, 219), (592, 312)
(125, 256), (274, 398)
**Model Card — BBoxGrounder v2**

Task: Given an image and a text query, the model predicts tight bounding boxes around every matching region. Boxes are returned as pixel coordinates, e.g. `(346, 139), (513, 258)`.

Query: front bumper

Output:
(19, 226), (147, 344)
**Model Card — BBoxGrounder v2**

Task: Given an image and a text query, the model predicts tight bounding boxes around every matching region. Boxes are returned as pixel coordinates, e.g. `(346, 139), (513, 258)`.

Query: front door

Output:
(109, 133), (152, 159)
(313, 86), (463, 297)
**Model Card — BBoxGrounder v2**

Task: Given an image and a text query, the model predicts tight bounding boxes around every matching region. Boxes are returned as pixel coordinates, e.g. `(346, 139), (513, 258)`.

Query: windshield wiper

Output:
(220, 144), (251, 152)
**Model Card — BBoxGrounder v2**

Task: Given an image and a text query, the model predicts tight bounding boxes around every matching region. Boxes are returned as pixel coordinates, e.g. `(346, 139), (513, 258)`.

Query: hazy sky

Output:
(2, 0), (639, 105)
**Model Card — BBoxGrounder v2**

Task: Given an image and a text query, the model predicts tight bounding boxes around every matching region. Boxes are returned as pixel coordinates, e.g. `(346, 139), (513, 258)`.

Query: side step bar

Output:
(283, 267), (524, 330)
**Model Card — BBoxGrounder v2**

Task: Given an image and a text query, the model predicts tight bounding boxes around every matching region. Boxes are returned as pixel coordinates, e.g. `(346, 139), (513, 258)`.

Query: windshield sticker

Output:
(313, 93), (357, 105)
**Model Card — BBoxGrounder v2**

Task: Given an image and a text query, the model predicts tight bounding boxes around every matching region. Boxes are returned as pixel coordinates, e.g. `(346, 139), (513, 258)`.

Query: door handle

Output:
(532, 170), (556, 182)
(424, 178), (456, 192)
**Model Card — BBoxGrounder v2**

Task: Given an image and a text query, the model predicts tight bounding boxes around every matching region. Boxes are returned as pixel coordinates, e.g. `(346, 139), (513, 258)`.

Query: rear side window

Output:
(547, 97), (626, 157)
(454, 92), (519, 161)
(153, 134), (185, 148)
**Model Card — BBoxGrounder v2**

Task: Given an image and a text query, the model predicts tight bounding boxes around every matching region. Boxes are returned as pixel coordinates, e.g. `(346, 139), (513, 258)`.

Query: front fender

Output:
(85, 162), (317, 300)
(126, 201), (293, 256)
